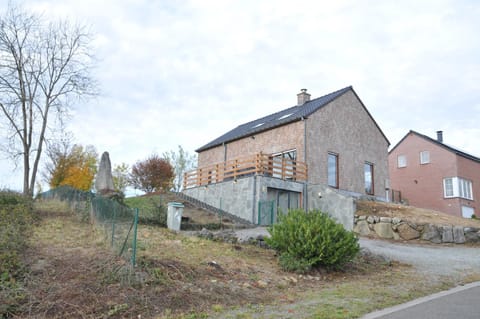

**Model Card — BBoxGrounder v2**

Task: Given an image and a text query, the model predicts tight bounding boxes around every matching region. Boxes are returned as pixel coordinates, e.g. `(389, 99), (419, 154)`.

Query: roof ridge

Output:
(196, 86), (353, 152)
(402, 130), (480, 163)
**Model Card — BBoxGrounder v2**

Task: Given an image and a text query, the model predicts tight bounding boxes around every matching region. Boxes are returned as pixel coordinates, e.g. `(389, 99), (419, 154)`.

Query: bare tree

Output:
(0, 5), (96, 195)
(163, 145), (197, 192)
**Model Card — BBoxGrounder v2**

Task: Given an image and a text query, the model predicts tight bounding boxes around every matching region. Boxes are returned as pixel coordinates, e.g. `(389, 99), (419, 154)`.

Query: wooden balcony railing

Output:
(183, 153), (307, 189)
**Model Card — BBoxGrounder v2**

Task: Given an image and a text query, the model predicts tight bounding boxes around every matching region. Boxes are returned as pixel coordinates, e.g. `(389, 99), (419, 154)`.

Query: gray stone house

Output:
(183, 86), (390, 229)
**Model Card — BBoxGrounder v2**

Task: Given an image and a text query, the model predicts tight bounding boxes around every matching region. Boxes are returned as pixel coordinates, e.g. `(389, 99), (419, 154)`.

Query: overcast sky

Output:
(1, 0), (479, 191)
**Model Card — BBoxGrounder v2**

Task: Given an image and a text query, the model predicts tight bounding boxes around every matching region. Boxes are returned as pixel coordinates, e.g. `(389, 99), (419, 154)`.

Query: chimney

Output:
(297, 88), (311, 106)
(436, 130), (443, 143)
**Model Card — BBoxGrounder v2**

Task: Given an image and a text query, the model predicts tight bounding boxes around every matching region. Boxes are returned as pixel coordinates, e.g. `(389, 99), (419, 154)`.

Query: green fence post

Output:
(131, 208), (139, 267)
(111, 205), (117, 247)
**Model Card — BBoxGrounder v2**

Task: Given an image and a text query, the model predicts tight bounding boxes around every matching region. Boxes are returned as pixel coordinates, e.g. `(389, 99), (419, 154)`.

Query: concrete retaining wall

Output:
(307, 184), (355, 230)
(184, 176), (356, 230)
(183, 177), (255, 222)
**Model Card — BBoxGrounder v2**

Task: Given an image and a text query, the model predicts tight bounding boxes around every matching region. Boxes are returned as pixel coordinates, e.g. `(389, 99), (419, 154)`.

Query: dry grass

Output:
(356, 200), (480, 228)
(12, 201), (480, 318)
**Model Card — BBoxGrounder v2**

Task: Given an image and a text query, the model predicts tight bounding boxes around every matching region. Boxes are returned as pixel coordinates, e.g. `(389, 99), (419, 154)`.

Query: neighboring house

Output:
(388, 130), (480, 218)
(183, 86), (390, 228)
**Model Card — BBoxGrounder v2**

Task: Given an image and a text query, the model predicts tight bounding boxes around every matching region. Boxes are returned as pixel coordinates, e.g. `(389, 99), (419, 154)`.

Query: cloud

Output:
(1, 0), (479, 191)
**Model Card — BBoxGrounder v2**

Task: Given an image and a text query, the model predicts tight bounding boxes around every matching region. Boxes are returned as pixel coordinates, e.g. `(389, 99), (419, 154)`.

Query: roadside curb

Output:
(360, 281), (480, 319)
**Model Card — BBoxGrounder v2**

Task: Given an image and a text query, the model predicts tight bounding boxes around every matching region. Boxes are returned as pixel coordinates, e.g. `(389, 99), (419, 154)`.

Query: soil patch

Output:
(356, 200), (480, 228)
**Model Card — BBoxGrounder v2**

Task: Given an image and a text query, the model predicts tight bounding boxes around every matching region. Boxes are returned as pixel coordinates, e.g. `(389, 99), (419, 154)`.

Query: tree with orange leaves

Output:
(45, 144), (98, 191)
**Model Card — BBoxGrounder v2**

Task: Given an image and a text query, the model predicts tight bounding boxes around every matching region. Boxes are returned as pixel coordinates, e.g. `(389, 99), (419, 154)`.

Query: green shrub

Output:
(266, 209), (359, 273)
(0, 191), (33, 315)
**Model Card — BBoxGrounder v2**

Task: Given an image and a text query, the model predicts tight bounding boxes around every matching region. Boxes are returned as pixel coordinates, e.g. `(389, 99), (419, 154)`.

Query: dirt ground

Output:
(14, 206), (415, 319)
(356, 200), (480, 228)
(12, 199), (480, 318)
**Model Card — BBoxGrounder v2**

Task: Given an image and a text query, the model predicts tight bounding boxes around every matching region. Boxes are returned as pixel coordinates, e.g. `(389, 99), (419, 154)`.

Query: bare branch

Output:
(0, 4), (96, 195)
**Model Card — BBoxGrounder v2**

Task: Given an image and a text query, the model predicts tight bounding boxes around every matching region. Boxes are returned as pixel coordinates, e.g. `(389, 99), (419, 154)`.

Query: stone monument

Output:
(95, 151), (115, 195)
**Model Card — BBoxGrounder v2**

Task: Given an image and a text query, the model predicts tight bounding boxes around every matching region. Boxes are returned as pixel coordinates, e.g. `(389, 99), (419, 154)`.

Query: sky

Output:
(1, 0), (479, 192)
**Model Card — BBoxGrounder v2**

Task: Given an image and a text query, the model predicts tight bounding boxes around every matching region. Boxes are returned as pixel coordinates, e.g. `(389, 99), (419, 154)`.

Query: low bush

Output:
(0, 190), (34, 315)
(266, 209), (359, 273)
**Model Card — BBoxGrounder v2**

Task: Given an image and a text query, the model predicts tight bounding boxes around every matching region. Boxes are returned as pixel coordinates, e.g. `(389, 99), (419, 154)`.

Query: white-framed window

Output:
(444, 178), (454, 197)
(397, 155), (407, 168)
(327, 152), (338, 188)
(420, 151), (430, 164)
(443, 177), (473, 200)
(364, 162), (374, 195)
(459, 178), (473, 199)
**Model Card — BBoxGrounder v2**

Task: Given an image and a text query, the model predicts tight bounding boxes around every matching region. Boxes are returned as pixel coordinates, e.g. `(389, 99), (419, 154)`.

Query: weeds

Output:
(0, 190), (33, 317)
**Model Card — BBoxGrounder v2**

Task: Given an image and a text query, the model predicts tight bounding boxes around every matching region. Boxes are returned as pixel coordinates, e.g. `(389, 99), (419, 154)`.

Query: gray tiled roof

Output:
(196, 86), (353, 152)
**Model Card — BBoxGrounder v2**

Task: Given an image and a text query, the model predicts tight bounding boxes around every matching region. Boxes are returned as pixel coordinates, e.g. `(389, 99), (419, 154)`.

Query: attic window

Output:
(252, 122), (264, 128)
(278, 113), (294, 120)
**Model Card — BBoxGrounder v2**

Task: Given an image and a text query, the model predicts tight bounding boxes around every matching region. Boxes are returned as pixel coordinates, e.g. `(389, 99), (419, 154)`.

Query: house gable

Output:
(388, 130), (480, 217)
(389, 130), (480, 164)
(305, 89), (390, 197)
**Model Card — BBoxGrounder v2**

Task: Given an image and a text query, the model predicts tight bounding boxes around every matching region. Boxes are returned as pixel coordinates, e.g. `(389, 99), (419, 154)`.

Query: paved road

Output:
(361, 282), (480, 319)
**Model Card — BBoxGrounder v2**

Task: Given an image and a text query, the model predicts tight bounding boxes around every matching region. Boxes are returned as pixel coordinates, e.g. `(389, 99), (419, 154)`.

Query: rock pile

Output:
(195, 228), (269, 247)
(354, 215), (480, 244)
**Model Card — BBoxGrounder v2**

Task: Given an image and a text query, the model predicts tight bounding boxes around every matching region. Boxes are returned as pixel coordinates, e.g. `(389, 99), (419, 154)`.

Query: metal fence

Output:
(38, 186), (139, 267)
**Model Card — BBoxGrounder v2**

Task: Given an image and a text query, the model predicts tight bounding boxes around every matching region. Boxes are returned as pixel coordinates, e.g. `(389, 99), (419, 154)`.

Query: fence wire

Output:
(38, 186), (138, 267)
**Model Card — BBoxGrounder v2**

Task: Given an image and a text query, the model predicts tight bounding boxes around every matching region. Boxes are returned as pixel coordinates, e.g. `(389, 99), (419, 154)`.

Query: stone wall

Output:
(354, 215), (480, 244)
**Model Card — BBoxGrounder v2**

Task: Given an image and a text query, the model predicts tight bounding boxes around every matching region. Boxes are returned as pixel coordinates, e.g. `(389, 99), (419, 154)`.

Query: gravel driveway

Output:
(234, 227), (480, 277)
(359, 237), (480, 276)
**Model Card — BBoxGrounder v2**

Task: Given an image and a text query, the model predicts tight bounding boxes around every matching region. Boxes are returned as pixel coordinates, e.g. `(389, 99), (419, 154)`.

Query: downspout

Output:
(223, 142), (227, 162)
(302, 116), (308, 210)
(252, 175), (257, 224)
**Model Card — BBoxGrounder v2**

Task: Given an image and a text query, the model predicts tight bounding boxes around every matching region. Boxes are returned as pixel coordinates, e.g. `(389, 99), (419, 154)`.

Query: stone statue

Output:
(95, 151), (115, 195)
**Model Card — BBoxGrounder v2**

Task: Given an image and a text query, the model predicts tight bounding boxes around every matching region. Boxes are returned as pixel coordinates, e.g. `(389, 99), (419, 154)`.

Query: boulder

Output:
(464, 232), (480, 243)
(373, 222), (394, 239)
(380, 217), (392, 223)
(393, 231), (401, 240)
(453, 226), (465, 244)
(397, 223), (420, 240)
(441, 226), (453, 243)
(421, 224), (442, 243)
(392, 217), (402, 224)
(354, 220), (371, 236)
(367, 216), (375, 224)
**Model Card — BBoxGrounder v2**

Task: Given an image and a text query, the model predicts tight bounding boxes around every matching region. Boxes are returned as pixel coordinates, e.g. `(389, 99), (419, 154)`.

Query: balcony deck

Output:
(183, 153), (307, 189)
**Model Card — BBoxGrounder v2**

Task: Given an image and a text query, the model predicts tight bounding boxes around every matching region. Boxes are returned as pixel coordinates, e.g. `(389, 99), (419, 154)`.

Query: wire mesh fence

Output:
(38, 186), (139, 267)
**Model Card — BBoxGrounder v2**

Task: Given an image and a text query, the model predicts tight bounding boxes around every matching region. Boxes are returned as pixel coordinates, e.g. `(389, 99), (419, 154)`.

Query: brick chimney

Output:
(297, 88), (311, 106)
(436, 130), (443, 143)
